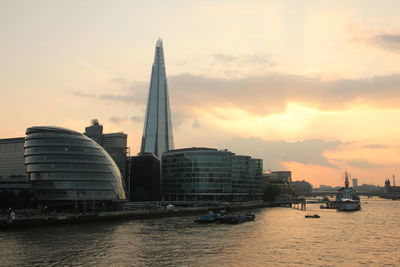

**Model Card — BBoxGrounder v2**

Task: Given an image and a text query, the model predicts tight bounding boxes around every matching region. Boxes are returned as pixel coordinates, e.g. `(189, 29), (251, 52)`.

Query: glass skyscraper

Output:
(140, 39), (174, 157)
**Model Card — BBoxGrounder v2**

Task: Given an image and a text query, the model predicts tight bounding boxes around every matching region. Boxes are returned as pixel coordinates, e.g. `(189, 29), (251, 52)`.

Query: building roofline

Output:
(164, 147), (219, 154)
(26, 126), (80, 135)
(0, 137), (25, 144)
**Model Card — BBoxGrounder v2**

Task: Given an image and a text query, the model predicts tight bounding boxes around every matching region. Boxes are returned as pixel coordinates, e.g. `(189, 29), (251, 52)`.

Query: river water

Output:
(0, 198), (399, 267)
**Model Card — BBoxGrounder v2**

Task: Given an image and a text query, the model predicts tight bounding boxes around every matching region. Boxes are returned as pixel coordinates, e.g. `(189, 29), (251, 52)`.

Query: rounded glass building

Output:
(24, 126), (126, 209)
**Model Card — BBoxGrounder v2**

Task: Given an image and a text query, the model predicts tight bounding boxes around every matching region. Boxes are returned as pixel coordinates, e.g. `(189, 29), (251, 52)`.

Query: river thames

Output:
(1, 198), (399, 266)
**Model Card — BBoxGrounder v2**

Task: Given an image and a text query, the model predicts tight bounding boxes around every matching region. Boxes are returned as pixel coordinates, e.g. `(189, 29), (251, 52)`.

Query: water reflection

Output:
(1, 198), (399, 266)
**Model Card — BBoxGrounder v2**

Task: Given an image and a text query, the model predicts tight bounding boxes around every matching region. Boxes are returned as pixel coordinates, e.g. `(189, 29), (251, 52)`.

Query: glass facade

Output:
(84, 120), (128, 185)
(162, 148), (263, 201)
(24, 126), (126, 207)
(0, 137), (30, 191)
(141, 39), (174, 157)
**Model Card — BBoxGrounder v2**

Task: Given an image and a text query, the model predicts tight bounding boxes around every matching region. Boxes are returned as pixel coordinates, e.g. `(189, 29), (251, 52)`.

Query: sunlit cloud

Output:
(109, 116), (128, 125)
(212, 53), (275, 66)
(333, 158), (393, 169)
(363, 144), (386, 149)
(130, 116), (143, 123)
(224, 137), (343, 170)
(372, 33), (400, 53)
(73, 73), (400, 118)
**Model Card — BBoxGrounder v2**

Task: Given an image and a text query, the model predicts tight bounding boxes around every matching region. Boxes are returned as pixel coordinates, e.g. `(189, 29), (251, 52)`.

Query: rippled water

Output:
(1, 198), (399, 266)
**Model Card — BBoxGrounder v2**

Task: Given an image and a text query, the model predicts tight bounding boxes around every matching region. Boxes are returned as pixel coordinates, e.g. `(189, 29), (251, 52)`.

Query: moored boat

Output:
(194, 211), (216, 223)
(336, 172), (361, 211)
(225, 213), (255, 224)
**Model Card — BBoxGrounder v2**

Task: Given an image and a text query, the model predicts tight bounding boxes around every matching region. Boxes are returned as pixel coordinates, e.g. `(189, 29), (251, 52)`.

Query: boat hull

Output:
(337, 201), (361, 211)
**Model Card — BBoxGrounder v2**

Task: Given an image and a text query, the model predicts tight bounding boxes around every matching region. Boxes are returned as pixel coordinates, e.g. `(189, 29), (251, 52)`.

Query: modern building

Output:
(162, 147), (263, 201)
(84, 119), (104, 144)
(25, 126), (126, 210)
(84, 120), (128, 185)
(0, 137), (30, 191)
(352, 178), (358, 188)
(264, 171), (293, 195)
(232, 155), (263, 200)
(103, 133), (128, 183)
(141, 39), (174, 157)
(128, 153), (161, 201)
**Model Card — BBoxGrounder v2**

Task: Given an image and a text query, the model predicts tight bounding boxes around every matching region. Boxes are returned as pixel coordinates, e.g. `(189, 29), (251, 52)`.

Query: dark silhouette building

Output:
(128, 153), (161, 201)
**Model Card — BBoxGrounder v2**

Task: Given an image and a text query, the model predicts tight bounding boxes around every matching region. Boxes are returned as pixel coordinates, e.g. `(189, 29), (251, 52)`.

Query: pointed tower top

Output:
(141, 38), (174, 157)
(344, 171), (349, 188)
(156, 38), (163, 47)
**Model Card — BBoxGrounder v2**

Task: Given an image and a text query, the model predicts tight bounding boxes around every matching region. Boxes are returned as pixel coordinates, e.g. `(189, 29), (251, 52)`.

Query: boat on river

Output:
(336, 172), (361, 211)
(225, 213), (255, 224)
(194, 211), (216, 223)
(305, 214), (320, 218)
(194, 211), (255, 224)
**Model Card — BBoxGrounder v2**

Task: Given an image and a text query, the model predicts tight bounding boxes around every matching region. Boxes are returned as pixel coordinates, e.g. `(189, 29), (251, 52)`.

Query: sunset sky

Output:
(1, 0), (400, 186)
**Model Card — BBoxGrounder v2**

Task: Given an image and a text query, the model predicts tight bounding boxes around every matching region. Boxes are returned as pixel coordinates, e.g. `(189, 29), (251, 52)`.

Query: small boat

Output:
(225, 212), (256, 224)
(194, 211), (216, 223)
(305, 214), (320, 218)
(214, 210), (228, 223)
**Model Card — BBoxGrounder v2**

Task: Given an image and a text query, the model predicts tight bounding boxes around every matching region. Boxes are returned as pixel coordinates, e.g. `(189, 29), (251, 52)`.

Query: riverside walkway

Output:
(0, 201), (271, 230)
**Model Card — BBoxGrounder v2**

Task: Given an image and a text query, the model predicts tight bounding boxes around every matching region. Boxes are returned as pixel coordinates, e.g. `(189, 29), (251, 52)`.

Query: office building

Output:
(264, 171), (293, 195)
(0, 137), (30, 191)
(162, 147), (263, 201)
(232, 155), (263, 200)
(352, 178), (358, 188)
(141, 39), (174, 157)
(128, 153), (161, 201)
(103, 133), (128, 182)
(84, 120), (128, 183)
(25, 126), (126, 209)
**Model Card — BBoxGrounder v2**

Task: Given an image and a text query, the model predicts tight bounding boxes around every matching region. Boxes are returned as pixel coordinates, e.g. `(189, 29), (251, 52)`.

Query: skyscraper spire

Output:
(140, 39), (174, 157)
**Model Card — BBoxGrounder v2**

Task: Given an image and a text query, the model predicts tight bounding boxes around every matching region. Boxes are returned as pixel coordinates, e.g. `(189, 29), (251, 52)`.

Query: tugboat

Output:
(336, 172), (361, 211)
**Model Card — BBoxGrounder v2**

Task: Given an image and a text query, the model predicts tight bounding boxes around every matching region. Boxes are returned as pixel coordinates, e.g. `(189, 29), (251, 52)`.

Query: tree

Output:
(263, 185), (281, 202)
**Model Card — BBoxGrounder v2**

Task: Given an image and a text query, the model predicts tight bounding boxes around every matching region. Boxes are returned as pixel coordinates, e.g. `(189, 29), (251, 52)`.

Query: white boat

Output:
(336, 172), (361, 211)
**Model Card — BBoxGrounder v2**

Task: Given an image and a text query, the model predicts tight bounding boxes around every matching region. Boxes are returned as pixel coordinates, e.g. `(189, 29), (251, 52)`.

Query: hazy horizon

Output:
(1, 0), (400, 187)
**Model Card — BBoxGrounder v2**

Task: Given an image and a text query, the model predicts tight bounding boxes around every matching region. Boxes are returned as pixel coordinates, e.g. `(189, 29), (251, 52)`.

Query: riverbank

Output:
(0, 201), (272, 230)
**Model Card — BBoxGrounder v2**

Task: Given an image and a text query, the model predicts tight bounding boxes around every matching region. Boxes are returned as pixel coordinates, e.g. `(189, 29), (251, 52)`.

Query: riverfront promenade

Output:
(0, 201), (272, 230)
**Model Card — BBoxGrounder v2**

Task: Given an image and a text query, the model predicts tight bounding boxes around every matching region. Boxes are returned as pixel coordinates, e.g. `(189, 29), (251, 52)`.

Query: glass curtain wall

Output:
(162, 148), (263, 201)
(24, 126), (126, 210)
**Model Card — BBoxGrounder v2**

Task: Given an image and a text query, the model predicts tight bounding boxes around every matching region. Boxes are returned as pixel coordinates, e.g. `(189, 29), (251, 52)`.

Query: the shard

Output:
(140, 39), (174, 157)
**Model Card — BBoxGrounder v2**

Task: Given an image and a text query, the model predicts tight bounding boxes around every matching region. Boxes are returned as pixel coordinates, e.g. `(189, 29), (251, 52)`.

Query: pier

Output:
(273, 199), (307, 210)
